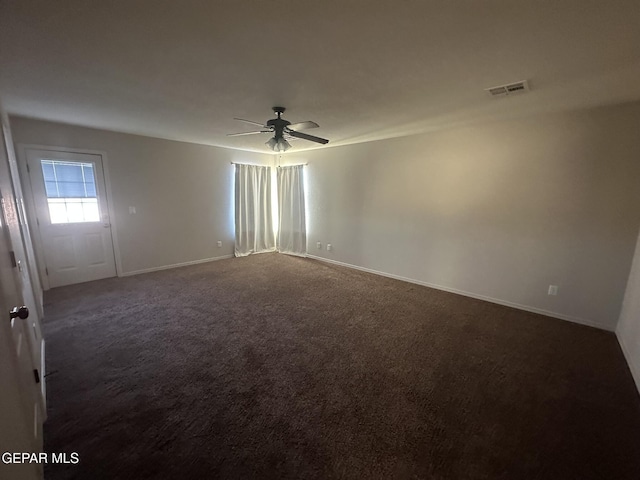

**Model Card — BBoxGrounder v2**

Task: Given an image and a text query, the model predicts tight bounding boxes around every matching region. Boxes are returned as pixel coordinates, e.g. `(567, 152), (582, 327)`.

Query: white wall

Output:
(617, 231), (640, 392)
(283, 102), (640, 330)
(10, 117), (271, 276)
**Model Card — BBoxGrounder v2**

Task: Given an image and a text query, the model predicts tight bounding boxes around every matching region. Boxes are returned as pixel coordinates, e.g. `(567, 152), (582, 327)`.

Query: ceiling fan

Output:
(228, 107), (329, 152)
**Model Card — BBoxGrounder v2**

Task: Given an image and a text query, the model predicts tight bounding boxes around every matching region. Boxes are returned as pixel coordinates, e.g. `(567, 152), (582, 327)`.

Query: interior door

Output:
(0, 187), (43, 480)
(26, 149), (116, 288)
(2, 128), (46, 412)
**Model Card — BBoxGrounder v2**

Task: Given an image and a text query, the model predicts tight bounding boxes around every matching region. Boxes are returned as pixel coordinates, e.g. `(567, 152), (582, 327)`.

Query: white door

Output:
(2, 129), (47, 412)
(0, 187), (43, 480)
(26, 149), (116, 288)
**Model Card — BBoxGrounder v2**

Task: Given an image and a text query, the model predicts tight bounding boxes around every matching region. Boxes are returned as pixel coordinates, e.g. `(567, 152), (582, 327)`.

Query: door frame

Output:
(17, 144), (122, 290)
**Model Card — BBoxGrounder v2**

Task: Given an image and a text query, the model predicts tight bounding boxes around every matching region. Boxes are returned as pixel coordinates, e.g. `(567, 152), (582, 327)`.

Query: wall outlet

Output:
(217, 241), (222, 248)
(129, 206), (137, 214)
(548, 285), (558, 296)
(327, 243), (332, 251)
(316, 242), (322, 249)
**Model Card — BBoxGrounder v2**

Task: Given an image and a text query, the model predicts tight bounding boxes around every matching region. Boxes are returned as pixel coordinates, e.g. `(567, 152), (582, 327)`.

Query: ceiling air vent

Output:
(485, 80), (530, 97)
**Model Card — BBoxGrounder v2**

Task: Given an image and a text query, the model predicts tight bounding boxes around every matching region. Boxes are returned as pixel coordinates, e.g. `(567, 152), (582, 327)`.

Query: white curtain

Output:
(277, 165), (307, 256)
(234, 164), (275, 257)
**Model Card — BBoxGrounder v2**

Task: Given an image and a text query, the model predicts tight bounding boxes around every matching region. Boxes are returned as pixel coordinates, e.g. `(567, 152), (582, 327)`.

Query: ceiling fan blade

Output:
(286, 130), (329, 145)
(234, 118), (267, 127)
(227, 130), (271, 137)
(287, 121), (319, 131)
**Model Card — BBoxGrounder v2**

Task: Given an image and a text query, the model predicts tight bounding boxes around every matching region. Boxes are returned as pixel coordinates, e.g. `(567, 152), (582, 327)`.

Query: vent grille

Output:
(485, 80), (530, 97)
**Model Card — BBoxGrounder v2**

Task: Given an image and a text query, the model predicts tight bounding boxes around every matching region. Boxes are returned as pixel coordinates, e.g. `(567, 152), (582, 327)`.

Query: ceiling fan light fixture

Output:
(276, 138), (291, 152)
(266, 137), (278, 150)
(266, 136), (291, 152)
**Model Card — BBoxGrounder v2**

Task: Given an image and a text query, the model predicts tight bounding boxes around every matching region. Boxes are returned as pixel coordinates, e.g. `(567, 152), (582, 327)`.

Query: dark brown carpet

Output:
(42, 253), (640, 480)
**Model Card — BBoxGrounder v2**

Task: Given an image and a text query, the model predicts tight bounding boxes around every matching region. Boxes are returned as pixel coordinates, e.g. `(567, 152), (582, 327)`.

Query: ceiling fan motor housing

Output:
(267, 108), (290, 139)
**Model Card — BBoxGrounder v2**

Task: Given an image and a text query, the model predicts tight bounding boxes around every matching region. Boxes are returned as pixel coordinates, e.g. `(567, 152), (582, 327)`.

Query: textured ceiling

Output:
(1, 0), (639, 153)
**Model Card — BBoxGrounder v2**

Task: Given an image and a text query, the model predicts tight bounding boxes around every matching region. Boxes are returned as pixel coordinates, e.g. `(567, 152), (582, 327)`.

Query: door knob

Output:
(10, 306), (29, 320)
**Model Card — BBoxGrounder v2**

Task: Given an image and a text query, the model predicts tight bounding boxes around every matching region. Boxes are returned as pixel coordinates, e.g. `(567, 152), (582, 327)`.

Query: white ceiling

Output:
(1, 1), (639, 153)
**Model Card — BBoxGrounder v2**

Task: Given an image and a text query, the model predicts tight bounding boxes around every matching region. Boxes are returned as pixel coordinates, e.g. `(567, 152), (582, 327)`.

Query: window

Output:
(41, 160), (100, 223)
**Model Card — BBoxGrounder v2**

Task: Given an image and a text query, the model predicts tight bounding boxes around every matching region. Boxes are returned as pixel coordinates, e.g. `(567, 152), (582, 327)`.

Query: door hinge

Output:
(26, 164), (30, 173)
(9, 251), (17, 268)
(45, 267), (49, 276)
(33, 369), (40, 384)
(36, 217), (40, 226)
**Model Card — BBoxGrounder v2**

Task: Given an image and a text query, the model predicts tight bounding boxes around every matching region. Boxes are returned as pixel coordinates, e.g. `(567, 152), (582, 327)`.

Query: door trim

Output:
(17, 144), (122, 289)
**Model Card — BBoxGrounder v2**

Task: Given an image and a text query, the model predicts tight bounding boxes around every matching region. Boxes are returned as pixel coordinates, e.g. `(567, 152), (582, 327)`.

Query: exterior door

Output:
(26, 149), (116, 288)
(0, 175), (43, 480)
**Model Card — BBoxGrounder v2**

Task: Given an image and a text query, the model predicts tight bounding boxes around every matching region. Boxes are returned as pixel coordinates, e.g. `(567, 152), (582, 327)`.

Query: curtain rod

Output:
(230, 162), (308, 166)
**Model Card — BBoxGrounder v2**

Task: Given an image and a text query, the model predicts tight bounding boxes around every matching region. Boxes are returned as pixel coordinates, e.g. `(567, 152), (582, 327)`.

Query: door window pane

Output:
(47, 200), (68, 224)
(40, 160), (100, 223)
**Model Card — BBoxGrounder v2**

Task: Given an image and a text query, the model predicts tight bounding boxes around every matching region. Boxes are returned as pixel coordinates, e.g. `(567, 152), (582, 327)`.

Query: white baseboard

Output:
(279, 251), (308, 258)
(306, 255), (614, 332)
(616, 331), (640, 394)
(120, 254), (233, 277)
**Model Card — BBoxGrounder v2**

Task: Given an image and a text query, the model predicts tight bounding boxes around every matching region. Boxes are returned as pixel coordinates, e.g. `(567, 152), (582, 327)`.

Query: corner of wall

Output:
(615, 228), (640, 394)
